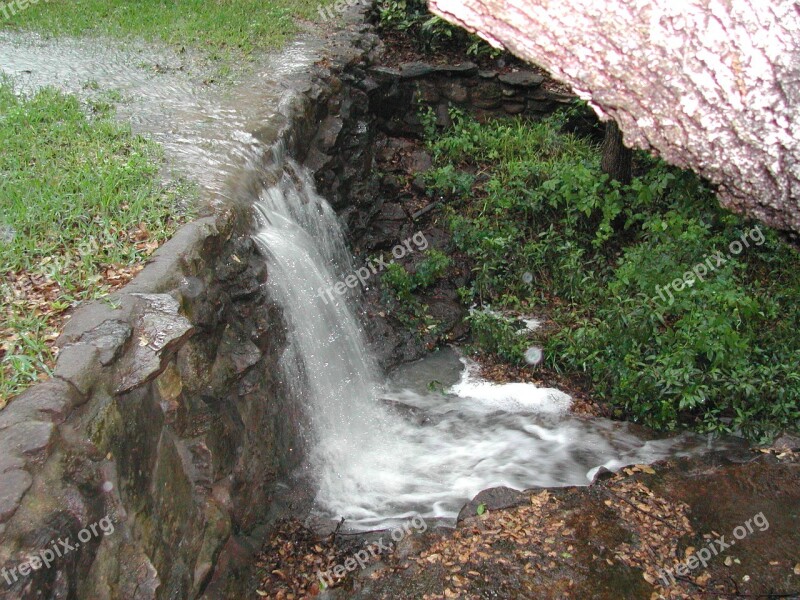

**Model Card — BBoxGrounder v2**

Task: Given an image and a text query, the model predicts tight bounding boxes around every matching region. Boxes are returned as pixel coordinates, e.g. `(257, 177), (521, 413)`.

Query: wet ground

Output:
(255, 444), (800, 599)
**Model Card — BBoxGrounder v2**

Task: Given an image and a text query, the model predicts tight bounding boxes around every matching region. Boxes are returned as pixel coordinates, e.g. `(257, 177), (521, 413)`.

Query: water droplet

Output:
(524, 346), (543, 365)
(181, 276), (203, 298)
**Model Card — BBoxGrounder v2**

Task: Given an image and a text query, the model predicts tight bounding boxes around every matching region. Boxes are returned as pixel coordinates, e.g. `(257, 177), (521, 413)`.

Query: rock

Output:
(381, 174), (401, 189)
(199, 535), (257, 599)
(319, 116), (344, 151)
(498, 70), (544, 86)
(211, 326), (263, 385)
(0, 421), (56, 462)
(470, 82), (503, 109)
(367, 66), (401, 80)
(589, 466), (616, 482)
(0, 454), (25, 475)
(457, 486), (529, 523)
(178, 439), (214, 494)
(0, 379), (80, 428)
(411, 174), (427, 193)
(0, 469), (33, 523)
(405, 150), (433, 173)
(435, 103), (451, 128)
(83, 538), (161, 600)
(190, 499), (231, 598)
(440, 81), (468, 103)
(377, 203), (407, 221)
(72, 319), (133, 366)
(770, 433), (800, 451)
(215, 240), (251, 281)
(414, 81), (440, 103)
(398, 62), (436, 79)
(115, 294), (194, 394)
(156, 362), (183, 403)
(436, 62), (478, 76)
(54, 344), (101, 397)
(503, 102), (526, 114)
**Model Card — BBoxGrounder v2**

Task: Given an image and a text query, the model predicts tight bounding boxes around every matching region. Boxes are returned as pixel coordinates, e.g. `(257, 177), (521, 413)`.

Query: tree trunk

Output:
(601, 120), (632, 185)
(428, 0), (800, 239)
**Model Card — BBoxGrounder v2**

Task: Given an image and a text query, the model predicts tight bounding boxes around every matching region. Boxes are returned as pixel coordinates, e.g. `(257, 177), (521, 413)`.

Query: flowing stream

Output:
(253, 158), (719, 531)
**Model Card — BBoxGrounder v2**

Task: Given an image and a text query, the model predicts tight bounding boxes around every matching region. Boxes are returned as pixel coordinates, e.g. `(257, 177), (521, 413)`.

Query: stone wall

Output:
(367, 61), (574, 136)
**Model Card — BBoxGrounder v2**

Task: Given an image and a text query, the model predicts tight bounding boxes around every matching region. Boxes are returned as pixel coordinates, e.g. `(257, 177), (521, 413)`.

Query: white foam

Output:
(448, 358), (571, 414)
(520, 316), (542, 331)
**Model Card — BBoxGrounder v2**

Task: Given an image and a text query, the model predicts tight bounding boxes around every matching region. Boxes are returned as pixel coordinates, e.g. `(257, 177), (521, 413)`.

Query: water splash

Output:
(253, 160), (720, 531)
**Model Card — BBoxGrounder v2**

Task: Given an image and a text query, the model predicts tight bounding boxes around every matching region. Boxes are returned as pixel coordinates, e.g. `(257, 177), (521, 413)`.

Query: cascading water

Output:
(254, 158), (715, 531)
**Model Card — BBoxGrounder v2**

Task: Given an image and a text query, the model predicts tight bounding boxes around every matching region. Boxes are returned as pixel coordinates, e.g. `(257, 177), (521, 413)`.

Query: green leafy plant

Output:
(381, 250), (451, 331)
(421, 108), (800, 442)
(375, 0), (467, 51)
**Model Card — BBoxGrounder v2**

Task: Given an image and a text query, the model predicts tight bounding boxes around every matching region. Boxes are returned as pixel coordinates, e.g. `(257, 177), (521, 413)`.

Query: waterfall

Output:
(253, 158), (713, 531)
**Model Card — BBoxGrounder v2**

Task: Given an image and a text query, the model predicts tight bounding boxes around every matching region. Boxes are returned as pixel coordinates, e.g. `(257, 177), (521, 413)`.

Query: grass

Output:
(0, 80), (193, 406)
(1, 0), (321, 65)
(419, 105), (800, 442)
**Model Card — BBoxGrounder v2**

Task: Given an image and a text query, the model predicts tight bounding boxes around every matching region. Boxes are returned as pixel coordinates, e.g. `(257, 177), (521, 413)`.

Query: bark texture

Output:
(601, 121), (633, 185)
(429, 0), (800, 237)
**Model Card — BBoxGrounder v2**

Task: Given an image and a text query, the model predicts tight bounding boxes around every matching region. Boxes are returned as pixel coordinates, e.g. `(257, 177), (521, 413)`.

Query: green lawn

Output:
(0, 81), (193, 406)
(1, 0), (320, 60)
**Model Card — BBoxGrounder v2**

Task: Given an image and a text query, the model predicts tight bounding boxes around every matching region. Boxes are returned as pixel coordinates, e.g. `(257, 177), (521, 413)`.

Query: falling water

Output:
(253, 158), (718, 531)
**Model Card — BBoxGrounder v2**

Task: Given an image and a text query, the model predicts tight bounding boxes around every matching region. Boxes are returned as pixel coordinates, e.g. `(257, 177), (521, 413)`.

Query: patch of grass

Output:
(0, 81), (193, 406)
(1, 0), (320, 61)
(423, 105), (800, 442)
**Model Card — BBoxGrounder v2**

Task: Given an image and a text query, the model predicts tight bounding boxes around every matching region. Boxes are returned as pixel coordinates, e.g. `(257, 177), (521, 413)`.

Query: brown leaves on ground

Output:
(253, 466), (786, 600)
(601, 469), (695, 599)
(359, 471), (702, 599)
(255, 519), (356, 599)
